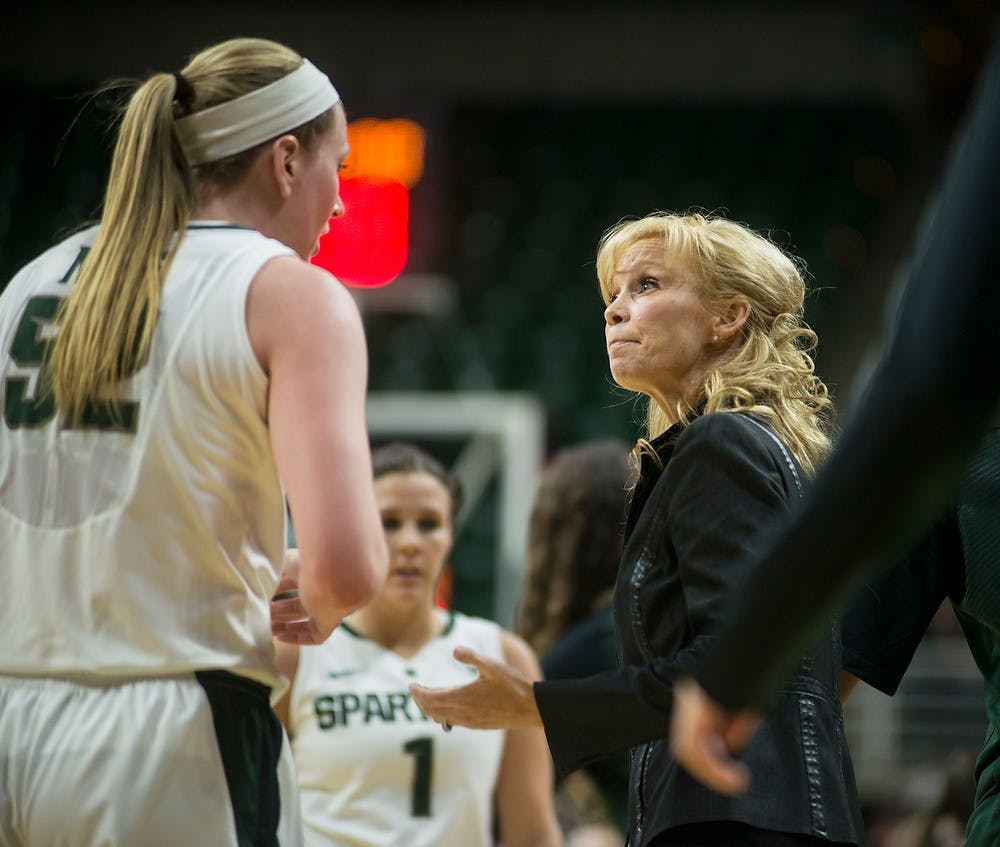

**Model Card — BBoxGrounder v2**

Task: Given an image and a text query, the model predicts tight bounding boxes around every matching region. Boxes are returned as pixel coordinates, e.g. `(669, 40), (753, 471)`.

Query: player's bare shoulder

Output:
(247, 256), (363, 371)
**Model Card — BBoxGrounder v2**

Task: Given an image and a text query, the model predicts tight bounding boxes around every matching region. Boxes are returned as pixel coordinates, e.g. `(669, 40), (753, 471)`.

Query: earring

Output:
(713, 334), (719, 342)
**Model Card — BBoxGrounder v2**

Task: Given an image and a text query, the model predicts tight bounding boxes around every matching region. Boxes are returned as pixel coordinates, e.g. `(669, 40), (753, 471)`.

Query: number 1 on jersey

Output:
(403, 736), (433, 817)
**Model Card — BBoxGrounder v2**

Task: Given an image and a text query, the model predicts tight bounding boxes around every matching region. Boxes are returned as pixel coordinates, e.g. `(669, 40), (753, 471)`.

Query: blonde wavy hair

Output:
(48, 37), (337, 424)
(596, 211), (833, 476)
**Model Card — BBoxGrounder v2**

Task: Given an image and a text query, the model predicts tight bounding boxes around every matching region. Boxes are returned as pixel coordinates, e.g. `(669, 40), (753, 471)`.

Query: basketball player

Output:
(0, 37), (387, 846)
(275, 443), (562, 847)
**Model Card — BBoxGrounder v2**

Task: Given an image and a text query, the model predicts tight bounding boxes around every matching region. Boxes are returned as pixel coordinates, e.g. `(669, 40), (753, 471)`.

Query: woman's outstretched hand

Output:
(669, 678), (761, 796)
(410, 646), (543, 730)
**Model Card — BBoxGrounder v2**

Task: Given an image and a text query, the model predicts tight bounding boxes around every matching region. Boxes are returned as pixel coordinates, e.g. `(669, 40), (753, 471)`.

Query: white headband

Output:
(174, 60), (340, 165)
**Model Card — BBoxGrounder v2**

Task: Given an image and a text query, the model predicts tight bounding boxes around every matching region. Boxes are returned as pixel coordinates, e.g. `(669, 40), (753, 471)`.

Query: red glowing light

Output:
(312, 178), (410, 288)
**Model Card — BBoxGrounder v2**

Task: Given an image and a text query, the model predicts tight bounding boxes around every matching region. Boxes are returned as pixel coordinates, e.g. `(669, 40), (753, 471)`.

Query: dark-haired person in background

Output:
(517, 439), (633, 842)
(276, 443), (562, 847)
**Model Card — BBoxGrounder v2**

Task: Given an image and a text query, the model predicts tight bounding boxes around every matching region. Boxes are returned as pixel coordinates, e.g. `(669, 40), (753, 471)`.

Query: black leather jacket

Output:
(534, 412), (864, 846)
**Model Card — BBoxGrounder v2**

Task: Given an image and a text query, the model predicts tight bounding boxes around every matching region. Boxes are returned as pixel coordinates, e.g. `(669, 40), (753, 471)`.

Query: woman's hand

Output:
(270, 549), (338, 645)
(409, 646), (543, 730)
(668, 678), (760, 796)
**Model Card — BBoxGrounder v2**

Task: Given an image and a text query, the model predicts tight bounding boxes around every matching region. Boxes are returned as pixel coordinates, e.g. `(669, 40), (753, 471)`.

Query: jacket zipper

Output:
(629, 550), (656, 843)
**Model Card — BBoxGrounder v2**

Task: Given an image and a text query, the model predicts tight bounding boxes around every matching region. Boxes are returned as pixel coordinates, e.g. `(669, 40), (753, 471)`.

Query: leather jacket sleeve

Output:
(534, 413), (797, 775)
(841, 492), (966, 696)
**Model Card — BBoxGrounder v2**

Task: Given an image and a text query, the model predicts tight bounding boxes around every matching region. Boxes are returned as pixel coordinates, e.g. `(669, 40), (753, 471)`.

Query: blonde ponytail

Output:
(48, 73), (194, 424)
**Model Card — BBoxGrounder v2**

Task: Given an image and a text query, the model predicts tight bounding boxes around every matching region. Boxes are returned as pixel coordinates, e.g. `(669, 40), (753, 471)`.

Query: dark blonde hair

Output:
(597, 211), (833, 476)
(517, 440), (632, 656)
(48, 37), (337, 424)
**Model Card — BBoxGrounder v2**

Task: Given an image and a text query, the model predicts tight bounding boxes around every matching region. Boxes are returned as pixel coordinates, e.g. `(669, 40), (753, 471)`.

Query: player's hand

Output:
(409, 646), (543, 730)
(270, 549), (337, 645)
(669, 678), (761, 795)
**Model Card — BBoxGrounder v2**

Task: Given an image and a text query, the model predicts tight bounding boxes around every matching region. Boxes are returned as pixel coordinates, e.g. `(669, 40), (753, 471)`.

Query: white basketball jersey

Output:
(289, 611), (507, 847)
(0, 223), (295, 689)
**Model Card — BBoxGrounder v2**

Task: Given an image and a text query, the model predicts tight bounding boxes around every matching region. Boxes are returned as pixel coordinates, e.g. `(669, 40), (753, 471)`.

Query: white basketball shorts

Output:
(0, 670), (302, 847)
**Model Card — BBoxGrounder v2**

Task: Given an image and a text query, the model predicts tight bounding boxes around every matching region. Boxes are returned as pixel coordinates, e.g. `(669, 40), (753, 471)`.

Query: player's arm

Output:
(494, 631), (564, 847)
(248, 257), (387, 637)
(271, 549), (304, 733)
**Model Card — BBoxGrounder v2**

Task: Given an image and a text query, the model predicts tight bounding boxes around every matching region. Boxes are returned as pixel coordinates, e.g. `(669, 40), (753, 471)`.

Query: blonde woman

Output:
(0, 38), (387, 846)
(413, 212), (864, 847)
(275, 443), (562, 847)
